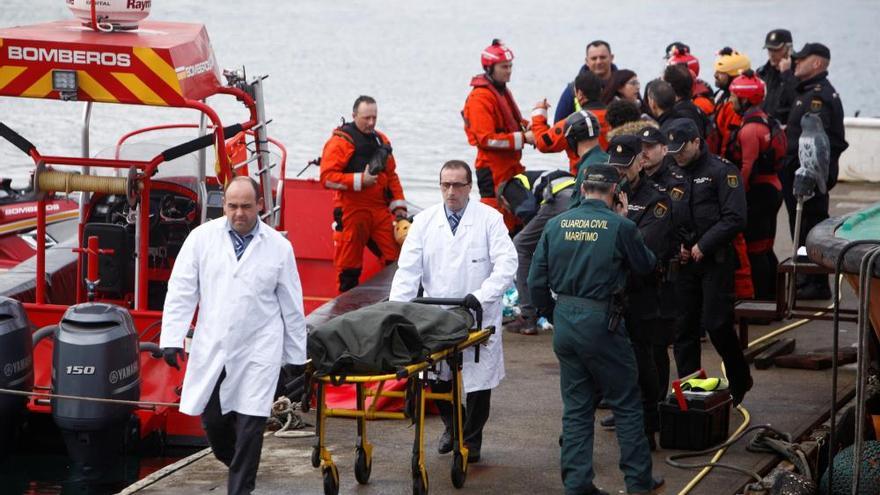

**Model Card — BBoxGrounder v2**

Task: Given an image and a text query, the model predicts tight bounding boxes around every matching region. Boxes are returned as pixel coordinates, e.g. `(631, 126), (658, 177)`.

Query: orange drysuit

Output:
(713, 98), (742, 157)
(462, 74), (528, 230)
(320, 123), (406, 292)
(531, 105), (608, 175)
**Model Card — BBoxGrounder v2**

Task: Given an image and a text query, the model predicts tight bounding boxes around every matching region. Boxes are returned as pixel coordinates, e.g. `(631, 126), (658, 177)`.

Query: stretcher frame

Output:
(310, 328), (492, 495)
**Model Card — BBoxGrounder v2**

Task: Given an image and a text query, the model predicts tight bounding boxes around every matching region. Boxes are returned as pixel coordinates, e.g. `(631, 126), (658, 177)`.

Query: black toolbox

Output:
(659, 370), (732, 451)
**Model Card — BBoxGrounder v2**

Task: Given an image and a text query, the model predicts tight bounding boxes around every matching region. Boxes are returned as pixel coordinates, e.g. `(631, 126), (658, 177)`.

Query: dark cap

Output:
(661, 118), (700, 154)
(791, 42), (830, 60)
(764, 29), (793, 50)
(607, 135), (642, 168)
(638, 126), (666, 145)
(581, 163), (620, 185)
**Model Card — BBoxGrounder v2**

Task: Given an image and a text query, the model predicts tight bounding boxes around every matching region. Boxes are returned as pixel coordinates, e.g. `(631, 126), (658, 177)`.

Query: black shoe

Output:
(731, 375), (754, 406)
(599, 415), (615, 429)
(652, 475), (665, 491)
(467, 448), (481, 463)
(797, 283), (831, 300)
(437, 429), (453, 454)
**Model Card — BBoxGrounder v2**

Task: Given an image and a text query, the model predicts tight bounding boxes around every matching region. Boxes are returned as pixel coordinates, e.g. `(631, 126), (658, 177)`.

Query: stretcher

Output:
(308, 297), (491, 495)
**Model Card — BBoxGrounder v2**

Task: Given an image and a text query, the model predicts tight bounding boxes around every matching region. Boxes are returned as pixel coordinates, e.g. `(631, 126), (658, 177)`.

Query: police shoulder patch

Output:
(726, 174), (740, 188)
(653, 202), (669, 218)
(811, 98), (823, 112)
(670, 187), (684, 201)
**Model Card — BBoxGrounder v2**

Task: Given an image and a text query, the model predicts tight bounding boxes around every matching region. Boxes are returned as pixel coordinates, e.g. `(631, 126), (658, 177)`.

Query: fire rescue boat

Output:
(0, 0), (387, 476)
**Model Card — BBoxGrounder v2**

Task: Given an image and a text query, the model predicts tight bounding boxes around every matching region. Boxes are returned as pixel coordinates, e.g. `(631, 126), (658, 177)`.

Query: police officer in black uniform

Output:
(757, 29), (797, 123)
(663, 118), (752, 405)
(638, 126), (685, 401)
(781, 42), (848, 300)
(598, 135), (675, 450)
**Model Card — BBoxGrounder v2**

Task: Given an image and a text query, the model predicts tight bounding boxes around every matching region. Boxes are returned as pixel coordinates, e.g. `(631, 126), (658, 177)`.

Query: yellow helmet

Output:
(714, 48), (751, 76)
(394, 218), (411, 245)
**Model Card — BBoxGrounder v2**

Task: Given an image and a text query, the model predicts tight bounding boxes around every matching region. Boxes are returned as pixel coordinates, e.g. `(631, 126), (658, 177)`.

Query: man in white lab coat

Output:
(160, 176), (308, 495)
(390, 160), (517, 463)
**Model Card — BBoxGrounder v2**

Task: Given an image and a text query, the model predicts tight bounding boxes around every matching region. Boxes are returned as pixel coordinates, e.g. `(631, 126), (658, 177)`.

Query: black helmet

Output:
(564, 110), (601, 150)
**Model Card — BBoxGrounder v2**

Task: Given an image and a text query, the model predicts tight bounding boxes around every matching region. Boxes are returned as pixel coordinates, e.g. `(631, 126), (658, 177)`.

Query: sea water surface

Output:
(1, 0), (879, 208)
(0, 1), (878, 493)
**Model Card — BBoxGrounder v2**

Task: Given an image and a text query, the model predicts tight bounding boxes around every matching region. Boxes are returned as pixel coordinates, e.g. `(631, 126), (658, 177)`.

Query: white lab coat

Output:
(159, 217), (307, 417)
(389, 200), (517, 393)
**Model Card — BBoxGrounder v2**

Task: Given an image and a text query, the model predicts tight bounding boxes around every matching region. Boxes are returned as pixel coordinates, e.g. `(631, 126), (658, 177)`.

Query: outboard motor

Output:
(0, 297), (33, 457)
(52, 303), (140, 474)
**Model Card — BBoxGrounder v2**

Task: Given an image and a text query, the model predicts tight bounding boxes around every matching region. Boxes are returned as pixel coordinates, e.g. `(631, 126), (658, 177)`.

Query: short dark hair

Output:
(663, 64), (693, 100)
(605, 99), (642, 128)
(646, 79), (676, 112)
(586, 40), (611, 53)
(225, 175), (262, 201)
(574, 69), (603, 103)
(353, 95), (376, 114)
(583, 182), (613, 195)
(439, 160), (472, 184)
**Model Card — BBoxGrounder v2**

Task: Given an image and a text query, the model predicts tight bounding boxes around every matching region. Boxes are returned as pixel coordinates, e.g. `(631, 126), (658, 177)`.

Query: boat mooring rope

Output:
(0, 387), (179, 409)
(675, 286), (839, 494)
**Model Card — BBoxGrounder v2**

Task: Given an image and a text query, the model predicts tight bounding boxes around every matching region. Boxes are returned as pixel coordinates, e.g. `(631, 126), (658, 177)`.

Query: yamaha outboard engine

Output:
(0, 297), (33, 457)
(52, 303), (140, 475)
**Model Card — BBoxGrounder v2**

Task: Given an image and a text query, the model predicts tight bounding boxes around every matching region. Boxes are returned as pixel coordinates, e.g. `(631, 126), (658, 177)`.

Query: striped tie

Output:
(448, 212), (461, 235)
(229, 231), (253, 260)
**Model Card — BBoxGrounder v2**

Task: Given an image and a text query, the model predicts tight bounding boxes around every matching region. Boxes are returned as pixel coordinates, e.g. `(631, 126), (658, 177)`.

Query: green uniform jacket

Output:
(568, 146), (611, 209)
(528, 199), (657, 314)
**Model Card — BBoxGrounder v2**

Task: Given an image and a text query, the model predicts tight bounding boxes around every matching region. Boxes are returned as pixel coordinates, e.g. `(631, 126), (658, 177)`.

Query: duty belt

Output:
(556, 294), (608, 311)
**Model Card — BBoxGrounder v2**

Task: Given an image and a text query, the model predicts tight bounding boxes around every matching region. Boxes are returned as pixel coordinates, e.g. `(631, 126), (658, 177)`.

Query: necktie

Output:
(230, 231), (253, 260)
(449, 212), (461, 235)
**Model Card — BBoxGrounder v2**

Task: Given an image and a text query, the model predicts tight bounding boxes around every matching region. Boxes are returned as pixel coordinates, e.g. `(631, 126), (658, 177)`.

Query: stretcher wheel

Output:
(412, 468), (428, 495)
(354, 447), (372, 484)
(451, 452), (467, 488)
(311, 446), (321, 468)
(322, 463), (339, 495)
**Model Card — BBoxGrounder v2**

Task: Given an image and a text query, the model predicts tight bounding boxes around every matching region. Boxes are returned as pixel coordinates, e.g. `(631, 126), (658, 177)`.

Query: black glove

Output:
(162, 347), (186, 370)
(463, 293), (482, 313)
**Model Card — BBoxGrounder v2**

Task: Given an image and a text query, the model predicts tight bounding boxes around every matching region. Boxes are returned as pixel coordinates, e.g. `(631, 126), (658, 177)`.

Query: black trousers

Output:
(432, 381), (492, 452)
(673, 252), (751, 395)
(746, 184), (783, 300)
(626, 317), (661, 433)
(780, 165), (830, 289)
(653, 317), (676, 409)
(202, 370), (267, 495)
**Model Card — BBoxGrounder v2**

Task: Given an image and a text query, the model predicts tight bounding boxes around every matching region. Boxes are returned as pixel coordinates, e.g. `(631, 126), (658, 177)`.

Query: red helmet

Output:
(481, 39), (514, 69)
(668, 52), (700, 78)
(729, 71), (766, 106)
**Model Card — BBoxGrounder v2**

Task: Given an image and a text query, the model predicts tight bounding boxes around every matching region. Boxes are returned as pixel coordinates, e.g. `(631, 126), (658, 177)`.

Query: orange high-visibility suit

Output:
(530, 106), (608, 175)
(320, 123), (406, 292)
(462, 74), (528, 230)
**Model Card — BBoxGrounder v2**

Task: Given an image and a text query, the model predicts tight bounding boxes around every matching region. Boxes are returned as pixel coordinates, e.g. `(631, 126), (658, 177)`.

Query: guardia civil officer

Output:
(781, 42), (848, 300)
(528, 163), (664, 495)
(598, 135), (675, 450)
(663, 118), (752, 405)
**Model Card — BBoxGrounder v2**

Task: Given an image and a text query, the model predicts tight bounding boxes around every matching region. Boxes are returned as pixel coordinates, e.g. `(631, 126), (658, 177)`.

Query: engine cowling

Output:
(0, 297), (33, 457)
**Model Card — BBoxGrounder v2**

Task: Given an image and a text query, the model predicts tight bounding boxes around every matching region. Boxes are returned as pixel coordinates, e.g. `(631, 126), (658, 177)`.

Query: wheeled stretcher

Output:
(308, 297), (491, 495)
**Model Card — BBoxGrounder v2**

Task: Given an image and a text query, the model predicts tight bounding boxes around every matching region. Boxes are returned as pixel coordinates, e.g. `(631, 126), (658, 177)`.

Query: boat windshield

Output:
(91, 141), (206, 195)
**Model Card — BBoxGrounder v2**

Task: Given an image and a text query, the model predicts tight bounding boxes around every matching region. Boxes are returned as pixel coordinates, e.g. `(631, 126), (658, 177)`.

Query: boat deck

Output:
(124, 182), (880, 495)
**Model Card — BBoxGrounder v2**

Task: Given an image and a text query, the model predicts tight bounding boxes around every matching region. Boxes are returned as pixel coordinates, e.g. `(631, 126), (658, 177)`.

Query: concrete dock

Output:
(125, 183), (879, 494)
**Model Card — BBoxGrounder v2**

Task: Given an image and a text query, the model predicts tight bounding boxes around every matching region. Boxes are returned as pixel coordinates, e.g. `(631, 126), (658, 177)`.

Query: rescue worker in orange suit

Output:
(320, 95), (407, 292)
(712, 48), (755, 300)
(462, 39), (535, 231)
(666, 44), (715, 118)
(530, 70), (610, 174)
(726, 71), (786, 300)
(712, 48), (751, 156)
